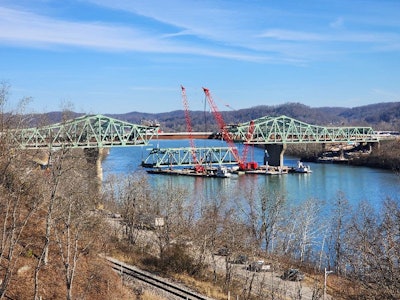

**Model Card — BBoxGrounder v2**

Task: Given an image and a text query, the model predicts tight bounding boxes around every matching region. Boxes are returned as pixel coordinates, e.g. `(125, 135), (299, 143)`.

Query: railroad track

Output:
(106, 257), (213, 300)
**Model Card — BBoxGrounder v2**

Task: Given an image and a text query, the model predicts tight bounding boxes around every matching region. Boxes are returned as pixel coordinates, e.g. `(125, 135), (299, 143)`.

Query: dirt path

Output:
(214, 256), (332, 300)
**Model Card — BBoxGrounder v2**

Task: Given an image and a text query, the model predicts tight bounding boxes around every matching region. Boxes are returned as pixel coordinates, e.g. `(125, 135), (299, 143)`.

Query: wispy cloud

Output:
(0, 6), (267, 62)
(258, 28), (399, 44)
(371, 88), (399, 100)
(1, 1), (400, 65)
(0, 7), (151, 50)
(330, 17), (345, 29)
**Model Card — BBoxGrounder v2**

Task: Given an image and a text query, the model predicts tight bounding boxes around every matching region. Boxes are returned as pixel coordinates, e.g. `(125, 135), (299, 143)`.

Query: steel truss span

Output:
(229, 115), (378, 144)
(142, 147), (239, 168)
(9, 114), (159, 149)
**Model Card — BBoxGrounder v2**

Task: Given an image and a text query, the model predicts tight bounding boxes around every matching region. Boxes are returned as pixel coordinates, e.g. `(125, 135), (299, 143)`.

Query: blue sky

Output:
(1, 0), (399, 114)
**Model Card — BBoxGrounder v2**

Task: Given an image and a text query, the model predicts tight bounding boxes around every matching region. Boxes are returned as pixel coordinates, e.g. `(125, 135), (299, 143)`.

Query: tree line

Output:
(26, 101), (400, 133)
(103, 170), (400, 299)
(110, 101), (400, 132)
(1, 81), (399, 299)
(0, 83), (131, 299)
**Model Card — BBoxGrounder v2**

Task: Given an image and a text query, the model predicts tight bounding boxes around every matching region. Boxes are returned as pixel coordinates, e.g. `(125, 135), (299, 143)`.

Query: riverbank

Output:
(287, 139), (400, 172)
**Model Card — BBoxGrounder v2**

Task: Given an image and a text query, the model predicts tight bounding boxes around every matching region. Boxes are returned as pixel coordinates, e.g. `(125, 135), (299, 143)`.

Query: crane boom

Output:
(202, 87), (258, 170)
(181, 85), (196, 151)
(181, 86), (204, 172)
(202, 87), (241, 163)
(241, 120), (255, 167)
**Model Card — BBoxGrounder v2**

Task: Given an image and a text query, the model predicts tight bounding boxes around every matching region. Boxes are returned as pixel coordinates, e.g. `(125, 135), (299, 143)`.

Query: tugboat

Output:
(214, 166), (232, 178)
(293, 161), (312, 173)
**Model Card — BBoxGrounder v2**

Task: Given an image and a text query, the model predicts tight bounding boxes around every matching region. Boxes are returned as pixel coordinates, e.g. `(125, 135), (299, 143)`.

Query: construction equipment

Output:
(241, 120), (256, 170)
(181, 85), (205, 173)
(202, 87), (257, 170)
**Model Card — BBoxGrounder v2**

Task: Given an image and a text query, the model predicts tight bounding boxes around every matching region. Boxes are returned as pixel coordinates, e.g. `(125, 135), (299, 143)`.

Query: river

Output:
(102, 139), (400, 212)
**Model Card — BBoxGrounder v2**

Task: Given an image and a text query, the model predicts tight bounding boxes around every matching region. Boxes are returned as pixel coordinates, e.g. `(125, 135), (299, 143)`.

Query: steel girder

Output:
(229, 115), (378, 144)
(142, 147), (238, 168)
(10, 114), (159, 149)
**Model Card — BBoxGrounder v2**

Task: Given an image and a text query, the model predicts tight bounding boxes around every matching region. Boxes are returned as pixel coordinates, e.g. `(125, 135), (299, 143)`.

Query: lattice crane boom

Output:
(181, 85), (204, 172)
(202, 87), (241, 163)
(181, 85), (196, 150)
(241, 120), (255, 167)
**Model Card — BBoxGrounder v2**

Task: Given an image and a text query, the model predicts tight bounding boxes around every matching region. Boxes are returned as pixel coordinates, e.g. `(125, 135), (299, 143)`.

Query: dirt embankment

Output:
(349, 139), (400, 171)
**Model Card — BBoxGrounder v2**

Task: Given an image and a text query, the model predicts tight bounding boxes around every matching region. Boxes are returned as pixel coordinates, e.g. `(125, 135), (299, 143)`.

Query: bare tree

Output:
(152, 180), (188, 259)
(36, 144), (101, 300)
(327, 191), (351, 274)
(0, 82), (42, 298)
(110, 172), (152, 245)
(235, 184), (286, 255)
(344, 201), (378, 295)
(33, 142), (82, 300)
(219, 207), (249, 289)
(53, 182), (97, 300)
(376, 198), (400, 299)
(0, 162), (42, 298)
(278, 198), (325, 262)
(238, 182), (263, 249)
(297, 198), (326, 263)
(344, 199), (400, 299)
(259, 188), (286, 254)
(192, 191), (228, 283)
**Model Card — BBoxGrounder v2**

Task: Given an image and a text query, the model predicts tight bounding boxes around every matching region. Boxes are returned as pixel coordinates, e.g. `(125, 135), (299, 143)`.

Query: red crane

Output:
(241, 120), (257, 169)
(181, 85), (204, 173)
(202, 87), (257, 170)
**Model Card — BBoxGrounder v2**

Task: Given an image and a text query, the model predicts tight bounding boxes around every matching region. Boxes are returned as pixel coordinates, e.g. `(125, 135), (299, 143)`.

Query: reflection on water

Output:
(102, 140), (400, 211)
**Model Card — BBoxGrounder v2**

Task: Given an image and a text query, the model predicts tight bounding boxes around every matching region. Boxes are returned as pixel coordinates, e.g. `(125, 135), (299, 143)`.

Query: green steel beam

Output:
(142, 147), (238, 168)
(10, 114), (159, 149)
(229, 115), (379, 144)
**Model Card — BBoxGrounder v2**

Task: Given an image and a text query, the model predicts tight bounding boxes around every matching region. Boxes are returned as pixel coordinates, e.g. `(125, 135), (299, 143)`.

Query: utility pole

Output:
(324, 268), (333, 300)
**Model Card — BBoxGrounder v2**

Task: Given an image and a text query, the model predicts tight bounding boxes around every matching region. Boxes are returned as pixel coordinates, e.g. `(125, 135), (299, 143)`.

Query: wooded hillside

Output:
(32, 102), (400, 132)
(111, 102), (400, 132)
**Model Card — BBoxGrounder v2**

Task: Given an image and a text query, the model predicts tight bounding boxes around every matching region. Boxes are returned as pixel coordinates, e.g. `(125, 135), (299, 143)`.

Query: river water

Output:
(102, 139), (400, 213)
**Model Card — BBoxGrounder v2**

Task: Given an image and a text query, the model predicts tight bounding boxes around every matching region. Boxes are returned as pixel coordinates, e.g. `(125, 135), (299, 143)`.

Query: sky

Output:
(1, 0), (400, 114)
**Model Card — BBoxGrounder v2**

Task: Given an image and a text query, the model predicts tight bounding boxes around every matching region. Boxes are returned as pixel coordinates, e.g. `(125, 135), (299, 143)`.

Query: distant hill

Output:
(34, 102), (400, 132)
(108, 102), (400, 132)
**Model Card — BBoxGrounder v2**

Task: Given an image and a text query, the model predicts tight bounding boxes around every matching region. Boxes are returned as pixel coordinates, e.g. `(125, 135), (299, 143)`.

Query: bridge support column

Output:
(369, 141), (379, 151)
(84, 148), (107, 207)
(264, 144), (286, 167)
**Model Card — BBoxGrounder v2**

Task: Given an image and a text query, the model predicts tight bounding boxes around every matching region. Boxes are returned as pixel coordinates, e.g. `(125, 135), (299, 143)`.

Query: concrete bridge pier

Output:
(368, 141), (379, 151)
(264, 144), (287, 167)
(83, 148), (108, 207)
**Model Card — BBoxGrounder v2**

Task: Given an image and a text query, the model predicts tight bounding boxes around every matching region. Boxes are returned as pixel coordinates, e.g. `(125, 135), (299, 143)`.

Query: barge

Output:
(147, 165), (232, 178)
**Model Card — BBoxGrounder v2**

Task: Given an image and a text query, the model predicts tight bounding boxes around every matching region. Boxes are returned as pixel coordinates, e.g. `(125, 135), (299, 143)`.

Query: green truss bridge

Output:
(9, 114), (160, 149)
(142, 147), (239, 168)
(230, 115), (378, 144)
(143, 115), (380, 169)
(8, 114), (380, 169)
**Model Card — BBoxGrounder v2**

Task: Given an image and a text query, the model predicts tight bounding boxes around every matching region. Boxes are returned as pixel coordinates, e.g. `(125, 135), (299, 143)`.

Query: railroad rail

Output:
(106, 257), (213, 300)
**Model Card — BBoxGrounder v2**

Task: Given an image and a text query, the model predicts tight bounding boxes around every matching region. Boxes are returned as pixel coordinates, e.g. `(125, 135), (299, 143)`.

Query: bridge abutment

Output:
(264, 144), (287, 167)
